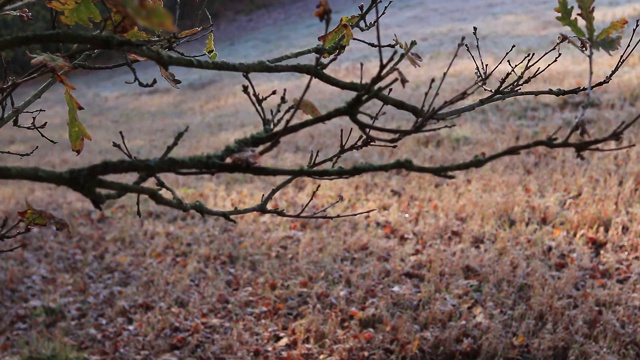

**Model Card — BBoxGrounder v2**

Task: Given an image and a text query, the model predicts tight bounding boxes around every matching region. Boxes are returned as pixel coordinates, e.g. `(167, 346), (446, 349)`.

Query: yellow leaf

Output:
(594, 18), (628, 54)
(17, 201), (48, 227)
(17, 201), (70, 231)
(393, 34), (405, 50)
(293, 98), (321, 117)
(64, 89), (91, 155)
(103, 7), (136, 34)
(340, 15), (359, 25)
(178, 27), (202, 38)
(513, 334), (526, 345)
(205, 33), (218, 61)
(105, 0), (176, 32)
(46, 0), (101, 27)
(123, 0), (176, 32)
(317, 15), (358, 58)
(597, 18), (628, 40)
(123, 27), (150, 40)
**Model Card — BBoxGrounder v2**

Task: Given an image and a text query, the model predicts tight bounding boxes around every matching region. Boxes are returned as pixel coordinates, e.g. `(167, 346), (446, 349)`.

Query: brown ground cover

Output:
(2, 1), (640, 359)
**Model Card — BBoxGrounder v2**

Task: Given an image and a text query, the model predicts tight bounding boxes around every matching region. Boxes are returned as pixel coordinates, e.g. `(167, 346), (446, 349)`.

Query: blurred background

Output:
(0, 0), (285, 73)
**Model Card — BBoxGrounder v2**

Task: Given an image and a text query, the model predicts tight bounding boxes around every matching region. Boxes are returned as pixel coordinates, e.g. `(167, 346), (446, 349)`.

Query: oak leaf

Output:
(318, 15), (358, 58)
(46, 0), (101, 27)
(123, 27), (150, 40)
(594, 18), (628, 54)
(596, 18), (628, 40)
(122, 0), (175, 32)
(555, 0), (586, 38)
(17, 201), (70, 232)
(64, 89), (91, 155)
(104, 0), (175, 32)
(576, 0), (595, 40)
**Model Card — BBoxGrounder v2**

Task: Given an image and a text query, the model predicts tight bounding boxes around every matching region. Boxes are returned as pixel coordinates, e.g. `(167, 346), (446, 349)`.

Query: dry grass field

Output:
(2, 0), (640, 359)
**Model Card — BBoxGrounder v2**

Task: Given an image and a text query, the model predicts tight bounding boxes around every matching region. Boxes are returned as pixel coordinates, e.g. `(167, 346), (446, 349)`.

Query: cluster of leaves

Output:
(45, 0), (175, 32)
(318, 15), (358, 58)
(32, 0), (203, 154)
(555, 0), (628, 53)
(2, 0), (221, 156)
(17, 201), (69, 232)
(0, 0), (219, 244)
(1, 201), (68, 253)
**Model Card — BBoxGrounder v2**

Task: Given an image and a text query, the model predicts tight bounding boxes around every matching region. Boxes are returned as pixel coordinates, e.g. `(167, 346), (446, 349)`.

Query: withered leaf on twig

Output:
(159, 65), (181, 89)
(17, 201), (70, 232)
(293, 98), (322, 117)
(229, 148), (260, 167)
(314, 0), (332, 23)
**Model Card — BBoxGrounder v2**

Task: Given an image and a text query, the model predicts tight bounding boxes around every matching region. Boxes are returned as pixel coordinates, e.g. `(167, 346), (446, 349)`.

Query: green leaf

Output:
(593, 34), (624, 54)
(555, 0), (586, 38)
(17, 201), (70, 231)
(123, 27), (150, 40)
(317, 15), (358, 58)
(64, 89), (91, 155)
(122, 0), (176, 32)
(17, 201), (48, 227)
(205, 33), (218, 61)
(46, 0), (101, 27)
(576, 0), (595, 40)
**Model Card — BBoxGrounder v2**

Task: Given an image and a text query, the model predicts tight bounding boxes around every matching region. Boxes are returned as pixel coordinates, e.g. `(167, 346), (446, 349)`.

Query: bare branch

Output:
(0, 146), (38, 157)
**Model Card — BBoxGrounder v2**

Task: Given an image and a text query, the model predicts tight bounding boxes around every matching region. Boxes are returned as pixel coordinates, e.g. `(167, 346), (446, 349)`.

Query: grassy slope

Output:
(2, 1), (640, 359)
